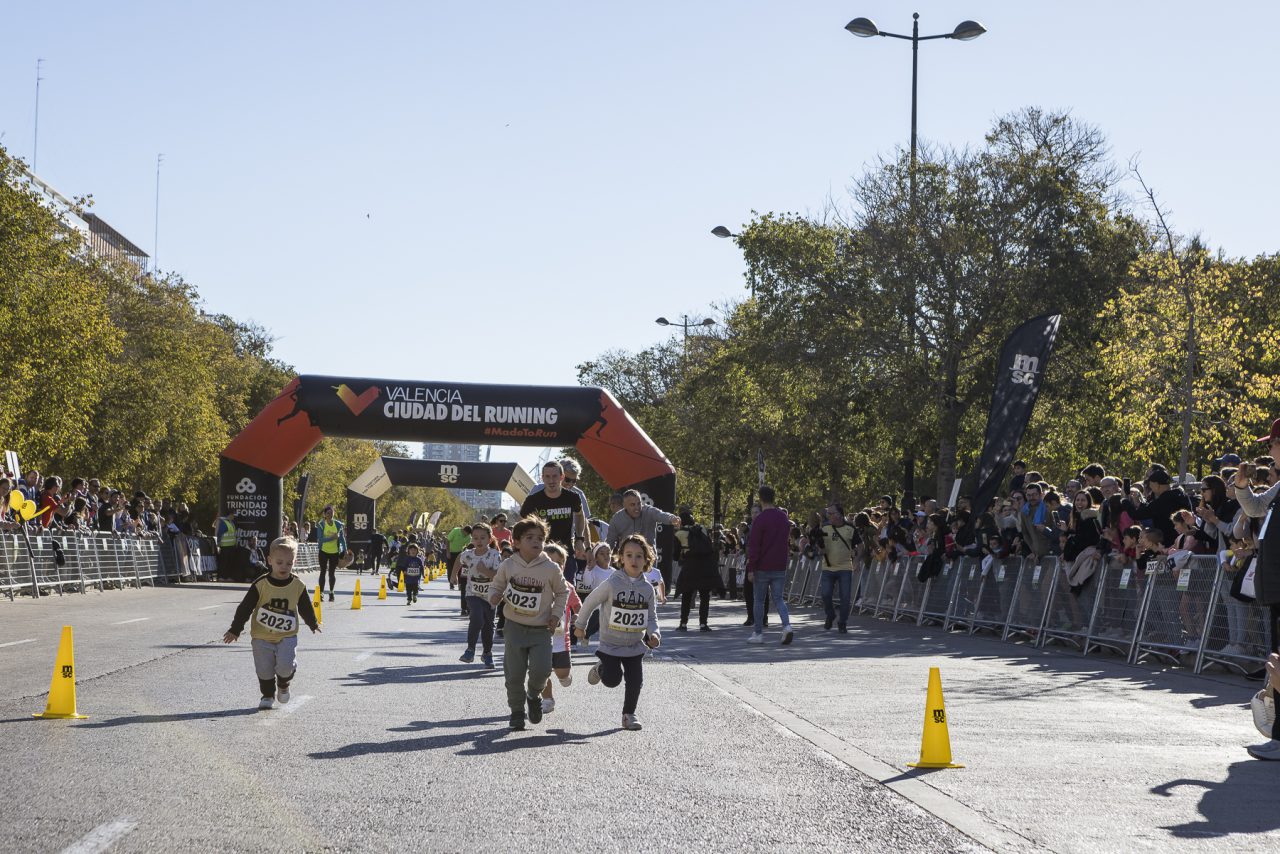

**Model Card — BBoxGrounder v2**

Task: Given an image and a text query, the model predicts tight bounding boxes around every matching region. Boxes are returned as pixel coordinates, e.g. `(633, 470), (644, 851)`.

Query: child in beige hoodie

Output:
(487, 516), (569, 731)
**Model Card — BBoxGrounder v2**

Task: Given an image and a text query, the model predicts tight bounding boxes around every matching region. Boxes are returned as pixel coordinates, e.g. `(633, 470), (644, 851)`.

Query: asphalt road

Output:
(0, 573), (986, 854)
(2, 570), (1276, 852)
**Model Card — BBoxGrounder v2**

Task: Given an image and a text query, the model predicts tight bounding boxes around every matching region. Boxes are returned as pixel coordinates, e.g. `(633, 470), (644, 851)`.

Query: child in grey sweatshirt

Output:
(575, 533), (661, 730)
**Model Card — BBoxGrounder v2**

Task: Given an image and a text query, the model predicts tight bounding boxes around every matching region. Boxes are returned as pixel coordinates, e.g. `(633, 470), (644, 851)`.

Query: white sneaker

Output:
(1247, 740), (1280, 761)
(587, 664), (601, 685)
(558, 673), (573, 687)
(541, 697), (555, 715)
(257, 696), (274, 710)
(747, 633), (764, 644)
(277, 689), (291, 704)
(622, 713), (642, 731)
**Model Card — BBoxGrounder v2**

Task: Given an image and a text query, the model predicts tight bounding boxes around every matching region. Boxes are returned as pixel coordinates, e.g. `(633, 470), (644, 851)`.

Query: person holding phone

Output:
(1232, 421), (1280, 761)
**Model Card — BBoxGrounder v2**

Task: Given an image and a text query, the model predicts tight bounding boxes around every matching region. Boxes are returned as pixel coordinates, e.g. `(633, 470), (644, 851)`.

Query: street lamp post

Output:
(845, 11), (985, 514)
(656, 314), (715, 358)
(711, 226), (752, 298)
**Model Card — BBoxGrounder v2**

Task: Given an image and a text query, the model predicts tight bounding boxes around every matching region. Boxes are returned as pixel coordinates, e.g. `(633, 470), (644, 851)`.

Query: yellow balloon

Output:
(20, 499), (38, 521)
(7, 489), (22, 508)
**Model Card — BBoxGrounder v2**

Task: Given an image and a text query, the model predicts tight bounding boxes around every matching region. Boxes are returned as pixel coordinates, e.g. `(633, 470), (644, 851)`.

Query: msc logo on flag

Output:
(1010, 353), (1040, 386)
(353, 513), (369, 529)
(334, 383), (380, 416)
(235, 478), (258, 494)
(439, 465), (459, 484)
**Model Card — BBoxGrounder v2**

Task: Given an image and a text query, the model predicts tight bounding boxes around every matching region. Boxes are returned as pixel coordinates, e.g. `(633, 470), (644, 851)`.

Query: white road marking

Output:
(197, 604), (229, 611)
(354, 650), (374, 662)
(59, 817), (137, 854)
(683, 662), (1040, 854)
(0, 638), (37, 648)
(260, 694), (313, 726)
(113, 618), (150, 625)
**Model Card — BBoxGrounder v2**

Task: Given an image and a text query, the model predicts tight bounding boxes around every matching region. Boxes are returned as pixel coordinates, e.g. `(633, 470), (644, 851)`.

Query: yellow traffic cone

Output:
(34, 625), (88, 719)
(907, 667), (963, 768)
(352, 579), (362, 610)
(378, 575), (388, 600)
(397, 573), (405, 593)
(313, 584), (321, 608)
(315, 598), (323, 626)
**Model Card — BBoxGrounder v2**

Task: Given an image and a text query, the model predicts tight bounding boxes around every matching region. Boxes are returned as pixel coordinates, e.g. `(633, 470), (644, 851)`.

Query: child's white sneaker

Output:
(258, 696), (274, 710)
(541, 697), (555, 715)
(558, 672), (573, 687)
(277, 689), (291, 704)
(587, 664), (601, 685)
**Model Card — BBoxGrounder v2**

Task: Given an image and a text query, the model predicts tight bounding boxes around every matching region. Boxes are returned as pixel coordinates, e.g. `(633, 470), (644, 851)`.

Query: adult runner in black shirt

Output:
(519, 461), (587, 550)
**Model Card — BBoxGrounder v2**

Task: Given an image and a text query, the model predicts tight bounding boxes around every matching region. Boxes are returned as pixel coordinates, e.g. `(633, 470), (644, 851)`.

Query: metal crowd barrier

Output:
(765, 547), (1271, 676)
(918, 559), (960, 626)
(0, 530), (176, 599)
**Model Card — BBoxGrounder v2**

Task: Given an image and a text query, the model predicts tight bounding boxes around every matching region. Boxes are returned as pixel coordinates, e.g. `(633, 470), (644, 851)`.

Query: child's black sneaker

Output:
(509, 712), (525, 731)
(527, 693), (543, 724)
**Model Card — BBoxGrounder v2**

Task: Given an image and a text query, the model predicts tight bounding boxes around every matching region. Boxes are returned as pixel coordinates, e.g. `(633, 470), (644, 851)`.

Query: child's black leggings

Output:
(597, 651), (644, 715)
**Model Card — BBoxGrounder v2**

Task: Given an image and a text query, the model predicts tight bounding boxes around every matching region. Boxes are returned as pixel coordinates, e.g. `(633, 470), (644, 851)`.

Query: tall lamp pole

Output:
(711, 226), (753, 298)
(656, 314), (715, 359)
(845, 12), (985, 513)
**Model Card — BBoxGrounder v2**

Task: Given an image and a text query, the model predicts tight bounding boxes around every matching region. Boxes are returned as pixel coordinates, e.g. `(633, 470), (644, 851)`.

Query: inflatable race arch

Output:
(344, 457), (537, 544)
(220, 375), (676, 545)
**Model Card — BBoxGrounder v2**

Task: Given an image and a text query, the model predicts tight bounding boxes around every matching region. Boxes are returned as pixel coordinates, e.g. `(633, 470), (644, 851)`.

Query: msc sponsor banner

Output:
(969, 314), (1062, 526)
(345, 489), (376, 544)
(283, 376), (612, 445)
(349, 457), (536, 503)
(220, 457), (284, 546)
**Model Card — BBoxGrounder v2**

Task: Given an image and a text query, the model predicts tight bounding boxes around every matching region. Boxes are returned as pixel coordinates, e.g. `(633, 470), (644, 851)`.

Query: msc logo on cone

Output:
(235, 478), (258, 494)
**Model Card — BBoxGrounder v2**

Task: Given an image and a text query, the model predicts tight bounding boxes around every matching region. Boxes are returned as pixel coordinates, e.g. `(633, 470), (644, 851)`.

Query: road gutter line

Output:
(59, 817), (137, 854)
(681, 660), (1047, 854)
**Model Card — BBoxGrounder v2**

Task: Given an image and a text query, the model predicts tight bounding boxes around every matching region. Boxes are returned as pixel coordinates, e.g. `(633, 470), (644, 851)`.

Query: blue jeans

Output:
(820, 569), (853, 627)
(753, 571), (790, 634)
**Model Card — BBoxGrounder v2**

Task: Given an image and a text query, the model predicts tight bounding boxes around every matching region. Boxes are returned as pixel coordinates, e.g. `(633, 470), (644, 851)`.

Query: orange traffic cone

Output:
(907, 667), (963, 769)
(34, 626), (88, 719)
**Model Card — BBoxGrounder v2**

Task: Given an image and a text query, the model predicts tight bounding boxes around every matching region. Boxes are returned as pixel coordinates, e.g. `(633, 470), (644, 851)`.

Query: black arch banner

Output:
(220, 375), (675, 557)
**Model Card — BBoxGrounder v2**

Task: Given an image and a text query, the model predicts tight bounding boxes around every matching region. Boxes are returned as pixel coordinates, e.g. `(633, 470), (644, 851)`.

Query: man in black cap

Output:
(1123, 467), (1192, 547)
(1213, 452), (1242, 473)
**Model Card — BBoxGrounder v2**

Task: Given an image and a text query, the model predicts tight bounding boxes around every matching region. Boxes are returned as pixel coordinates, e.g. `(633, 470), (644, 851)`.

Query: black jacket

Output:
(1124, 486), (1193, 547)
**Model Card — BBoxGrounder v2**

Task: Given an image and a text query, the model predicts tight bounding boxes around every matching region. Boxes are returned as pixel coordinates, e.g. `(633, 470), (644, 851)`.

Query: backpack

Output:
(684, 525), (714, 558)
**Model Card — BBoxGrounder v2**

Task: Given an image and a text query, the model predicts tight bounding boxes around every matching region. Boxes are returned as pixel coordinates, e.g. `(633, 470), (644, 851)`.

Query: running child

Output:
(459, 522), (502, 668)
(222, 536), (320, 710)
(397, 543), (426, 605)
(572, 543), (615, 650)
(575, 534), (661, 731)
(486, 516), (568, 731)
(643, 559), (667, 603)
(539, 543), (581, 715)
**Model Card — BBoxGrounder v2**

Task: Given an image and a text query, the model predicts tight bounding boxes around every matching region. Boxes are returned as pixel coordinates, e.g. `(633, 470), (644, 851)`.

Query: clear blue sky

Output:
(5, 2), (1278, 474)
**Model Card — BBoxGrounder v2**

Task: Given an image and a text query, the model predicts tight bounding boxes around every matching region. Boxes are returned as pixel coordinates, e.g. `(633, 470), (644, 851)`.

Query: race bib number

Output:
(504, 586), (543, 617)
(404, 567), (421, 578)
(255, 608), (297, 634)
(468, 579), (491, 598)
(608, 605), (647, 633)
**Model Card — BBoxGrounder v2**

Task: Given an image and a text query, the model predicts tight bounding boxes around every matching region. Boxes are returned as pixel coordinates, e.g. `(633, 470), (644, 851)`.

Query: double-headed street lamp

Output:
(844, 13), (985, 191)
(656, 314), (715, 356)
(845, 11), (985, 515)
